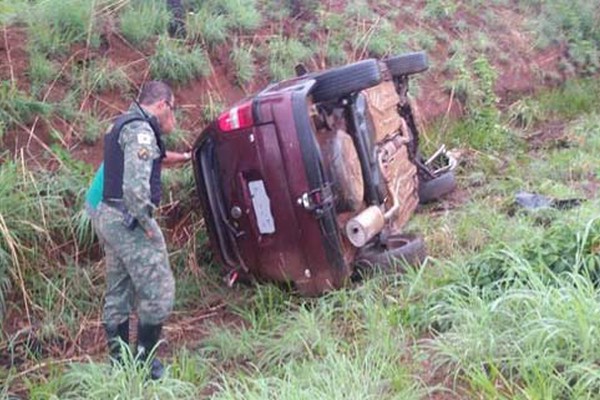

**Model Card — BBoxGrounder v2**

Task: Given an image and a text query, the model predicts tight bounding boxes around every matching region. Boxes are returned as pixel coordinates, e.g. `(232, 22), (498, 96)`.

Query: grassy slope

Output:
(2, 0), (600, 398)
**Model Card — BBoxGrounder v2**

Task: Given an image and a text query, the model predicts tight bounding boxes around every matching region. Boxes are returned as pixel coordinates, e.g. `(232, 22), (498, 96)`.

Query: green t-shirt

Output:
(85, 163), (104, 210)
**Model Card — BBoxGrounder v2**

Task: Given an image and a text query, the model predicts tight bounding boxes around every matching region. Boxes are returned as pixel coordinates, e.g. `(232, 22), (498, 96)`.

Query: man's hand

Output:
(163, 150), (192, 166)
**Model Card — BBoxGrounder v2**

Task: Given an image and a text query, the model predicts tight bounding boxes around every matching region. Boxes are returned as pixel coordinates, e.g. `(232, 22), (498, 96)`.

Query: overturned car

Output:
(192, 52), (456, 295)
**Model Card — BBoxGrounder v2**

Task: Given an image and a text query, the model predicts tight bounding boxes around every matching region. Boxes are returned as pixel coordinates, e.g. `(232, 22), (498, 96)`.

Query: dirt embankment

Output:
(0, 3), (571, 167)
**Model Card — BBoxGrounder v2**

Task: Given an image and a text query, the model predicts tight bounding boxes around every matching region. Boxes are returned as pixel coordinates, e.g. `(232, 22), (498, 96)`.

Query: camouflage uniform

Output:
(96, 110), (175, 327)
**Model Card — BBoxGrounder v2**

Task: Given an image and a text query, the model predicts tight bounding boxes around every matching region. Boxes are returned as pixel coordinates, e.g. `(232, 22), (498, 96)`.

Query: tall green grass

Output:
(524, 0), (600, 73)
(267, 37), (312, 81)
(231, 43), (255, 87)
(186, 0), (261, 41)
(419, 218), (600, 398)
(119, 0), (170, 46)
(25, 0), (99, 56)
(149, 36), (210, 84)
(0, 82), (52, 130)
(0, 153), (94, 325)
(204, 283), (427, 399)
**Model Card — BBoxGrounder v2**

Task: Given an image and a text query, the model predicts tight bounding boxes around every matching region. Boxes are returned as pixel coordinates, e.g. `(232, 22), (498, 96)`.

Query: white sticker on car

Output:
(248, 180), (275, 234)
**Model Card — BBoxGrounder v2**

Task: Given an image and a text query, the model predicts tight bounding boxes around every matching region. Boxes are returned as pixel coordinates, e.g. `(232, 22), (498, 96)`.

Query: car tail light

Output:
(217, 100), (254, 132)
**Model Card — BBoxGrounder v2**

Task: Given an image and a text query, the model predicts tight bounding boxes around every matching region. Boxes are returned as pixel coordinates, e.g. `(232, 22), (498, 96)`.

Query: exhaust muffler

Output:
(345, 205), (386, 248)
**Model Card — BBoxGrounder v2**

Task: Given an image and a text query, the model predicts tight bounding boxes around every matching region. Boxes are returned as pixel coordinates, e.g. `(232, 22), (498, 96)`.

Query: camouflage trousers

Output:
(96, 202), (175, 326)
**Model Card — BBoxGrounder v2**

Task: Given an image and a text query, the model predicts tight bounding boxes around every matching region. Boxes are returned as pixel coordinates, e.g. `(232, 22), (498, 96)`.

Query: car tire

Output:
(319, 130), (364, 213)
(384, 51), (429, 77)
(311, 59), (382, 103)
(418, 172), (457, 204)
(355, 233), (426, 272)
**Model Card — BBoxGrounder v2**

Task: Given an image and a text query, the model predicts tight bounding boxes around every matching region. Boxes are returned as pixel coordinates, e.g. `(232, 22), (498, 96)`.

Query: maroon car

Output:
(192, 52), (456, 295)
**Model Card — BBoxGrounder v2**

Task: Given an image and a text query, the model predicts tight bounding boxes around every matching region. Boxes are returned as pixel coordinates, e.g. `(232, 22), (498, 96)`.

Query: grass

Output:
(231, 43), (255, 86)
(186, 8), (229, 47)
(266, 37), (312, 81)
(365, 18), (407, 58)
(422, 0), (458, 21)
(25, 0), (99, 56)
(27, 51), (57, 97)
(119, 0), (170, 47)
(186, 0), (261, 40)
(200, 91), (225, 124)
(0, 82), (53, 130)
(149, 36), (211, 84)
(55, 350), (199, 399)
(205, 283), (427, 399)
(217, 0), (262, 32)
(0, 0), (28, 25)
(72, 60), (130, 95)
(522, 0), (600, 73)
(0, 153), (94, 327)
(79, 113), (109, 145)
(418, 218), (600, 398)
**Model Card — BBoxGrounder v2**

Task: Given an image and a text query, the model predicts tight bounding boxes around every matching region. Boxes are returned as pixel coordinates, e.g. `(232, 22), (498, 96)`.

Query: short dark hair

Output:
(138, 81), (173, 105)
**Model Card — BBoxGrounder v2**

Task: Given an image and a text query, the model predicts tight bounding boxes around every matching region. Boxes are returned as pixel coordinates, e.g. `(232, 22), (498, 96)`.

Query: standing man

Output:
(166, 0), (186, 38)
(96, 81), (191, 380)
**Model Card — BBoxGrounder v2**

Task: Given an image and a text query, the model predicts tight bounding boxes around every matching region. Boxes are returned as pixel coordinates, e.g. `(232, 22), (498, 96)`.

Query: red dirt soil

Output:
(1, 3), (568, 168)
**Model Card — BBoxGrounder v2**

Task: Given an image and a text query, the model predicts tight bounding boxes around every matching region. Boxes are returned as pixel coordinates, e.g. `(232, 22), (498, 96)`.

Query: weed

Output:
(267, 37), (312, 81)
(366, 19), (406, 58)
(80, 113), (109, 145)
(0, 82), (53, 129)
(119, 0), (170, 46)
(54, 91), (82, 123)
(423, 220), (600, 397)
(319, 12), (350, 65)
(443, 52), (476, 104)
(507, 98), (543, 129)
(200, 92), (225, 123)
(412, 31), (437, 51)
(0, 0), (29, 25)
(422, 0), (458, 21)
(231, 43), (255, 86)
(526, 0), (600, 72)
(58, 351), (198, 399)
(324, 41), (348, 67)
(150, 36), (210, 84)
(0, 149), (94, 325)
(444, 56), (513, 152)
(169, 347), (209, 386)
(27, 50), (57, 97)
(26, 0), (99, 56)
(192, 0), (262, 34)
(230, 285), (292, 331)
(344, 0), (373, 20)
(73, 60), (130, 95)
(220, 0), (261, 32)
(186, 8), (228, 46)
(537, 78), (600, 120)
(206, 282), (427, 399)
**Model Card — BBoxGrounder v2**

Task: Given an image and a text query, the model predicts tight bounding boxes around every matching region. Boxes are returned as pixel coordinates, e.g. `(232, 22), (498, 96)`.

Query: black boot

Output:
(104, 319), (130, 364)
(136, 322), (165, 380)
